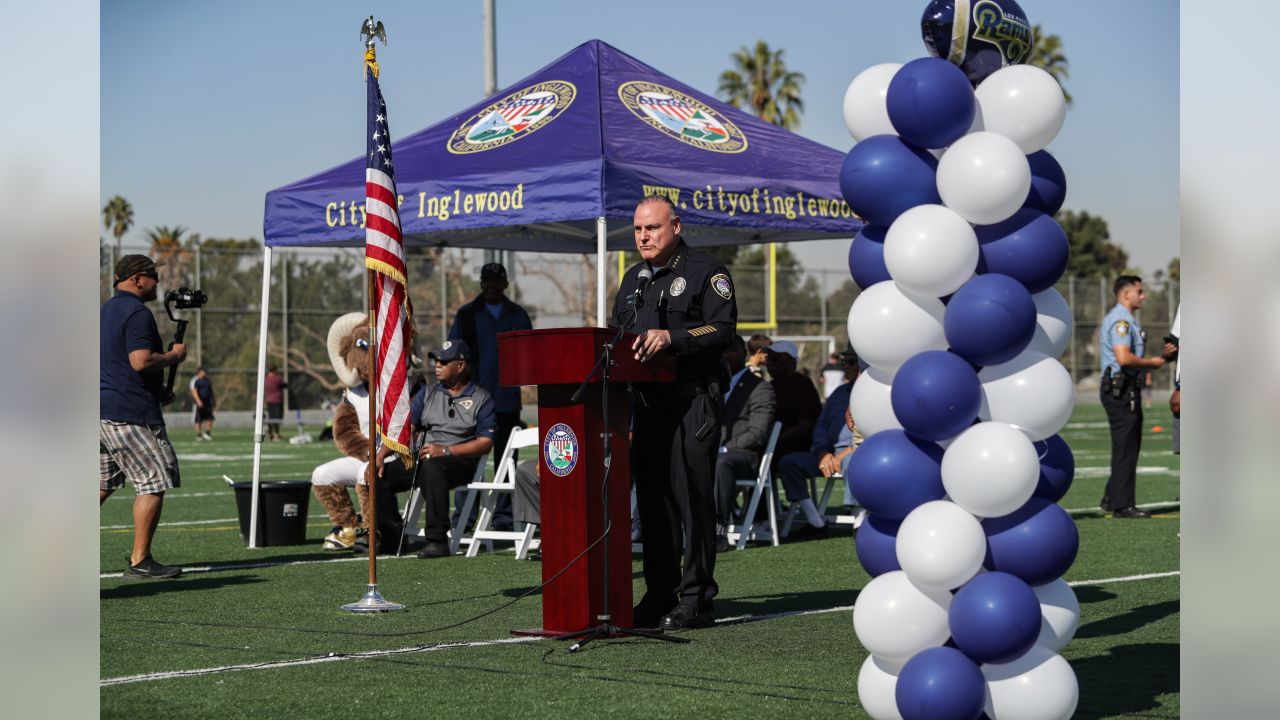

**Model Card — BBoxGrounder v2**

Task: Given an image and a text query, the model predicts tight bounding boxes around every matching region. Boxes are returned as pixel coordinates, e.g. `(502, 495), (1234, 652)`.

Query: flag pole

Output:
(344, 15), (403, 613)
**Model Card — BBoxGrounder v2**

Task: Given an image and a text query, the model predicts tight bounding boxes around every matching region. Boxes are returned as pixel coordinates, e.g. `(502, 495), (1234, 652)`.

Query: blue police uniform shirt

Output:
(448, 297), (532, 414)
(1100, 303), (1144, 379)
(101, 290), (166, 425)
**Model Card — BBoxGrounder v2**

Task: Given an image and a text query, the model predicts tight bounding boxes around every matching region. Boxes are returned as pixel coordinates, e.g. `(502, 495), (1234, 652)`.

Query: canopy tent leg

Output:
(596, 216), (606, 327)
(248, 245), (273, 548)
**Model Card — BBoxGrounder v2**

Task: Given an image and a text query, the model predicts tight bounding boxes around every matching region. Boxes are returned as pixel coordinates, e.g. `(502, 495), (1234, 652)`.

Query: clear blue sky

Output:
(102, 0), (1178, 276)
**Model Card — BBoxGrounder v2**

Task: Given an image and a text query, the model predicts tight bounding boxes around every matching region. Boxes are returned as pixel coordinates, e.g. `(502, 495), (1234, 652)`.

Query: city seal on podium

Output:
(543, 423), (579, 477)
(448, 80), (577, 154)
(618, 80), (747, 154)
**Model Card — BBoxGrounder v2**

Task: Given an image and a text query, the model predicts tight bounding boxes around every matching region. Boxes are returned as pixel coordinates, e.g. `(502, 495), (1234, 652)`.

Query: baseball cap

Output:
(480, 262), (507, 281)
(765, 339), (799, 360)
(429, 339), (471, 363)
(113, 254), (164, 283)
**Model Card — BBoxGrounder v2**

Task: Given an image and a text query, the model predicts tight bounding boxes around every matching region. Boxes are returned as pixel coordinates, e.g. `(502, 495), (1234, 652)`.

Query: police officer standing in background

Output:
(1099, 276), (1176, 518)
(613, 195), (737, 630)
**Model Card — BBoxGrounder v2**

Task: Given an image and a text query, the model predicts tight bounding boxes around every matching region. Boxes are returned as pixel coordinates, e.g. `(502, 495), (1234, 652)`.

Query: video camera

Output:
(162, 288), (208, 402)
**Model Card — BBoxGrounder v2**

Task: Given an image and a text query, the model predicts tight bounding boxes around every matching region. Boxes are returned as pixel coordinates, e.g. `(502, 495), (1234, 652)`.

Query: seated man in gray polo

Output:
(411, 339), (497, 558)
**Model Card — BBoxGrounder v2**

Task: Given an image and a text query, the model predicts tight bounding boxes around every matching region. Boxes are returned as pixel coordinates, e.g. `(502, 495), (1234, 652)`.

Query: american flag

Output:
(364, 63), (414, 462)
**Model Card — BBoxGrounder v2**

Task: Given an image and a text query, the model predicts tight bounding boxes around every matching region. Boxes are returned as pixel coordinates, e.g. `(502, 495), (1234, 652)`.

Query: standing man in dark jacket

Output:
(714, 335), (776, 552)
(100, 254), (187, 579)
(448, 262), (532, 530)
(612, 195), (737, 631)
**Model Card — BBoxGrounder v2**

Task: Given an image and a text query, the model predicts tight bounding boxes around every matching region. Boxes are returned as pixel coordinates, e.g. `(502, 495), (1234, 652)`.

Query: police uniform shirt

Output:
(610, 239), (738, 385)
(1100, 303), (1144, 379)
(410, 381), (497, 447)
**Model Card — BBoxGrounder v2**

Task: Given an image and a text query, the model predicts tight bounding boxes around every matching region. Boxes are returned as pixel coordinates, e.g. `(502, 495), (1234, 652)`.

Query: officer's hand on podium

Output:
(632, 329), (672, 362)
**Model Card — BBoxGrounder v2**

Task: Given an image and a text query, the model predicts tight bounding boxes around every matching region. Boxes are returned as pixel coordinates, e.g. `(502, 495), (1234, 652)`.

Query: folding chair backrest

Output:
(757, 421), (782, 481)
(494, 426), (540, 485)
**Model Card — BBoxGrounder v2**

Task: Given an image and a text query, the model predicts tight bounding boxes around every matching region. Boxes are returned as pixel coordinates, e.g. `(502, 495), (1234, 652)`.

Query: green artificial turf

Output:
(100, 404), (1180, 718)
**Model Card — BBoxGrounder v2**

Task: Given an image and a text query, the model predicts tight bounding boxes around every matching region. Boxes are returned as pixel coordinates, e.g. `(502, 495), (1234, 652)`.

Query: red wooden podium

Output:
(498, 327), (674, 634)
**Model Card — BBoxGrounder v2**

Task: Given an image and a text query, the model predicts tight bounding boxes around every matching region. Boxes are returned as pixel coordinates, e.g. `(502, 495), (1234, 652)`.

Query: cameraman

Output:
(100, 255), (187, 579)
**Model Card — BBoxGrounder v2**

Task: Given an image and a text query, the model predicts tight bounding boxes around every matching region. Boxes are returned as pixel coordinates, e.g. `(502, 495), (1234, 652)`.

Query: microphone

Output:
(631, 266), (653, 307)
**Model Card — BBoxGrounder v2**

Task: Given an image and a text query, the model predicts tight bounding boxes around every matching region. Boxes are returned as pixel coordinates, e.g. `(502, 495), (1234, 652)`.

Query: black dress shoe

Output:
(660, 602), (713, 631)
(790, 523), (831, 541)
(1112, 506), (1152, 519)
(633, 599), (676, 629)
(1099, 496), (1113, 512)
(416, 541), (452, 558)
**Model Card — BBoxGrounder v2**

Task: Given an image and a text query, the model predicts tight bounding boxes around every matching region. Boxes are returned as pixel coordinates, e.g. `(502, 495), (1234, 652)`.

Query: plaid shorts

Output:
(100, 420), (181, 495)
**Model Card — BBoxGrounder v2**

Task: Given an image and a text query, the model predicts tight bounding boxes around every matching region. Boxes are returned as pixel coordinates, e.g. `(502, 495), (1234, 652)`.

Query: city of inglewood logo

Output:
(543, 423), (579, 478)
(447, 80), (577, 154)
(618, 81), (747, 153)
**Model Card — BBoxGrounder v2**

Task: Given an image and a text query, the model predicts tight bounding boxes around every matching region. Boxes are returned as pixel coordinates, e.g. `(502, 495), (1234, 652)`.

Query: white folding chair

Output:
(399, 451), (489, 554)
(781, 472), (842, 536)
(726, 422), (783, 550)
(462, 426), (541, 558)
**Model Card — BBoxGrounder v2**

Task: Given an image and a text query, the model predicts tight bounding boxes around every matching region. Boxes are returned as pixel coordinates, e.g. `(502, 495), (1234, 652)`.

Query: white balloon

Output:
(849, 366), (902, 437)
(847, 281), (948, 373)
(857, 655), (905, 720)
(936, 131), (1031, 225)
(843, 63), (902, 141)
(983, 646), (1079, 720)
(884, 205), (979, 298)
(941, 422), (1040, 518)
(1028, 288), (1073, 358)
(895, 500), (986, 590)
(975, 65), (1067, 154)
(978, 350), (1075, 442)
(852, 570), (953, 663)
(1032, 578), (1080, 653)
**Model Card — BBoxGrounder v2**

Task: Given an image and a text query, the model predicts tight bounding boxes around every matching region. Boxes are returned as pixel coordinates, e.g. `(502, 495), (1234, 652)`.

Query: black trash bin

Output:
(232, 481), (312, 547)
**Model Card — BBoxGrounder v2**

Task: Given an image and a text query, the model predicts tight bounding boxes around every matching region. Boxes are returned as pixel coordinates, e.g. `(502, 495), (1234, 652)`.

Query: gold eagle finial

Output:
(360, 16), (387, 49)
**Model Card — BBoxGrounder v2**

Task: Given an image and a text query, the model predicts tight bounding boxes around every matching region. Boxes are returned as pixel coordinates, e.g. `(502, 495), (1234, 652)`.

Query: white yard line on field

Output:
(100, 570), (1179, 686)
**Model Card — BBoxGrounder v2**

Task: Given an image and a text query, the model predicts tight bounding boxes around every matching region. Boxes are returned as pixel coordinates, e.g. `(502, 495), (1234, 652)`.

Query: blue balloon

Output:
(887, 57), (977, 149)
(1023, 150), (1067, 215)
(848, 225), (891, 290)
(895, 647), (986, 720)
(975, 209), (1068, 293)
(839, 135), (940, 227)
(855, 514), (902, 578)
(943, 274), (1036, 367)
(890, 351), (982, 441)
(1032, 434), (1075, 502)
(847, 430), (945, 520)
(921, 0), (1034, 86)
(983, 498), (1079, 586)
(949, 572), (1042, 664)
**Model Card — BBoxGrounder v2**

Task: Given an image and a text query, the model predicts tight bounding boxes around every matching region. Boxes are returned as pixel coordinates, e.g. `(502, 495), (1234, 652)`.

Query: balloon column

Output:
(843, 4), (1080, 719)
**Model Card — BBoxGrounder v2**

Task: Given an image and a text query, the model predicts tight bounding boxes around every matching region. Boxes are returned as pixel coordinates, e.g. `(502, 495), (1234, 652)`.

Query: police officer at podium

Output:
(612, 195), (737, 630)
(1099, 276), (1174, 519)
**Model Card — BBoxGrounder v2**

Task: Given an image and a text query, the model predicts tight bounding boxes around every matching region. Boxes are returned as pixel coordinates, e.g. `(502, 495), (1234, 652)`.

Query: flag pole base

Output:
(341, 584), (405, 613)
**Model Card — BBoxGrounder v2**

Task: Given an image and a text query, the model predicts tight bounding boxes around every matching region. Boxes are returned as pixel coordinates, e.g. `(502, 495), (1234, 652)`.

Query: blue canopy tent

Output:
(248, 41), (862, 541)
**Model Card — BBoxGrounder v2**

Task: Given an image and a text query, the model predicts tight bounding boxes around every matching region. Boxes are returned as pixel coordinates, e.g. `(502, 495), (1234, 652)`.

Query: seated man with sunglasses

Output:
(409, 339), (497, 558)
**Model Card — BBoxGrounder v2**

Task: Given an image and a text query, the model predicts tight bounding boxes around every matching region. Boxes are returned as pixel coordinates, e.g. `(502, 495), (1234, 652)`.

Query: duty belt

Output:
(631, 381), (711, 407)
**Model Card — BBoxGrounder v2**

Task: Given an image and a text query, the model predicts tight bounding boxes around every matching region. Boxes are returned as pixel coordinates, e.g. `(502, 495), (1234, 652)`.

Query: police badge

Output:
(669, 276), (687, 297)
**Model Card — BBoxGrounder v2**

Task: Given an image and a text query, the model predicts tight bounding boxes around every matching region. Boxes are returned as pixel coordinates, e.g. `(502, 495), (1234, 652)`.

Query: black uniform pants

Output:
(633, 392), (720, 608)
(1101, 386), (1143, 509)
(419, 455), (480, 542)
(371, 460), (415, 548)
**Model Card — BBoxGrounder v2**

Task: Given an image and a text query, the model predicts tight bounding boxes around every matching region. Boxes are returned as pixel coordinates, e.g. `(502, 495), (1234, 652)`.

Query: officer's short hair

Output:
(1113, 275), (1142, 296)
(746, 334), (773, 356)
(636, 194), (678, 221)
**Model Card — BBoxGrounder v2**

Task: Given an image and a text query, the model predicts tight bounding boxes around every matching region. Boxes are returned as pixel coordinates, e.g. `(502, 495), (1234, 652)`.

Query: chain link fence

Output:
(102, 242), (1178, 413)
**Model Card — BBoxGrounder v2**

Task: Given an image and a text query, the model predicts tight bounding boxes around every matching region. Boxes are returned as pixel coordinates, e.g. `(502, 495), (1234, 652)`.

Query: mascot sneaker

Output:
(322, 525), (357, 550)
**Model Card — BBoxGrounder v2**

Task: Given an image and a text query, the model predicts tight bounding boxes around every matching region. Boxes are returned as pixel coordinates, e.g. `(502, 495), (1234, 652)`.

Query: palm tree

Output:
(717, 40), (805, 130)
(1028, 25), (1072, 106)
(102, 195), (134, 255)
(145, 225), (189, 288)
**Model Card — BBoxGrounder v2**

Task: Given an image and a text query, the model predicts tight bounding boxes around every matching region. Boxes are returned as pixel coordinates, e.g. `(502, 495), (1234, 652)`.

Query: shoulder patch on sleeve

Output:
(711, 273), (733, 300)
(1114, 320), (1129, 337)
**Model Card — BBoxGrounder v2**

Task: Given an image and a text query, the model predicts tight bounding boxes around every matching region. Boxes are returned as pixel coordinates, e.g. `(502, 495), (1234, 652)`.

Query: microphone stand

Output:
(556, 283), (689, 651)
